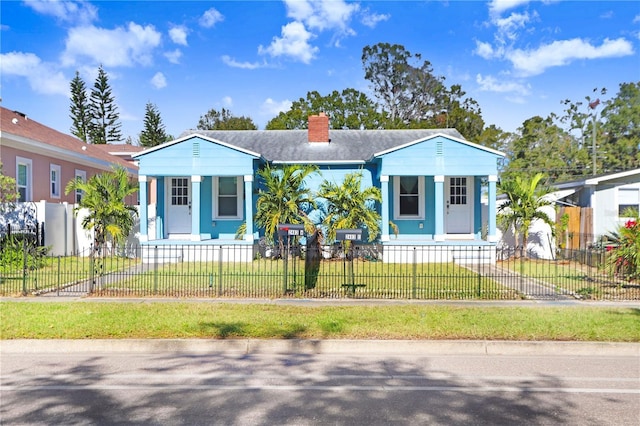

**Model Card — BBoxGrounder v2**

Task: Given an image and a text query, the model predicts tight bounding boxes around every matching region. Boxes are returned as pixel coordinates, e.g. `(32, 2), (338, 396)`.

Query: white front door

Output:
(166, 177), (191, 235)
(445, 176), (472, 234)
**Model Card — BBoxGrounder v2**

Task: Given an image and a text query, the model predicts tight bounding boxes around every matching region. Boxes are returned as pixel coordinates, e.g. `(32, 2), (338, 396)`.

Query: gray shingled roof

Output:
(178, 129), (466, 163)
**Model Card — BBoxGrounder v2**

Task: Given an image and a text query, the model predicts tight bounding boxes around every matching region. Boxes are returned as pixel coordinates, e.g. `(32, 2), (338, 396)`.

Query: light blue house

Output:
(133, 114), (504, 262)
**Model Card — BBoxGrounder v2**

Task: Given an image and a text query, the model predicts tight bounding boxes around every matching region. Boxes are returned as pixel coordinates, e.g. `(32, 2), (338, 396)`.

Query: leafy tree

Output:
(502, 116), (589, 182)
(0, 162), (19, 211)
(266, 89), (388, 130)
(89, 65), (122, 144)
(316, 172), (382, 243)
(65, 166), (137, 250)
(254, 164), (318, 241)
(362, 42), (445, 126)
(599, 81), (640, 172)
(139, 102), (171, 147)
(436, 85), (485, 139)
(497, 173), (555, 257)
(69, 71), (92, 143)
(197, 108), (257, 130)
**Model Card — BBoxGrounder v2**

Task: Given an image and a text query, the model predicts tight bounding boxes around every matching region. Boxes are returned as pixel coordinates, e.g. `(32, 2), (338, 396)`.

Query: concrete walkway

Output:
(2, 338), (638, 357)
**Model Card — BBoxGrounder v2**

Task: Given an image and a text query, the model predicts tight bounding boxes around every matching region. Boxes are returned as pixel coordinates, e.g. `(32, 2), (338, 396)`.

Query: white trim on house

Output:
(74, 169), (86, 203)
(213, 176), (243, 220)
(50, 163), (61, 199)
(15, 156), (32, 202)
(394, 176), (425, 220)
(132, 133), (262, 159)
(372, 133), (506, 158)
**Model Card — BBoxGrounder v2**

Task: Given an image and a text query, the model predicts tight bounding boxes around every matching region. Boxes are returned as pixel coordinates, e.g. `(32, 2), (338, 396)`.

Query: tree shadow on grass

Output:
(196, 321), (308, 339)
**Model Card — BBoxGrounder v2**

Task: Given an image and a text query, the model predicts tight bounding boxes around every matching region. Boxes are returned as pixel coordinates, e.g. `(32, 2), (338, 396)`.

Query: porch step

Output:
(142, 246), (184, 263)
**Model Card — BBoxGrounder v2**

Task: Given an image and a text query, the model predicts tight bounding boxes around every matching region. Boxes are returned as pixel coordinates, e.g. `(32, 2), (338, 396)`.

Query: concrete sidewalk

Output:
(2, 338), (638, 357)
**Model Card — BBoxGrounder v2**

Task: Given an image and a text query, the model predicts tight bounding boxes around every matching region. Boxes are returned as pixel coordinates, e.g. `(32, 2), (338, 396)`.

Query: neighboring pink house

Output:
(0, 106), (138, 204)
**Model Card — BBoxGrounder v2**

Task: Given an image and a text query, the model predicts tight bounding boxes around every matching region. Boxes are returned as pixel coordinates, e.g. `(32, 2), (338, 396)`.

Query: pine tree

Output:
(139, 102), (170, 147)
(90, 65), (122, 144)
(69, 71), (92, 142)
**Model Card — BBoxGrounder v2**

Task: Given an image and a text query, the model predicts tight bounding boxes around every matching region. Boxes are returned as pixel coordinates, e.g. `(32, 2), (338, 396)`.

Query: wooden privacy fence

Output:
(557, 206), (593, 250)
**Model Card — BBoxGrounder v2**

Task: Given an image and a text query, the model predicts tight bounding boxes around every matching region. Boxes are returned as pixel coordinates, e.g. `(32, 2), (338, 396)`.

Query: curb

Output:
(1, 339), (638, 357)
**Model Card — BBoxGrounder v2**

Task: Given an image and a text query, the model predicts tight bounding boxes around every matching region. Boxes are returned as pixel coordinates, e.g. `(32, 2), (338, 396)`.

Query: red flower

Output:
(625, 220), (637, 229)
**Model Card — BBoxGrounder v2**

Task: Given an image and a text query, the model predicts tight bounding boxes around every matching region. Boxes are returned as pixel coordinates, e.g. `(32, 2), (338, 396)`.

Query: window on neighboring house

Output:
(213, 176), (243, 219)
(75, 170), (86, 203)
(50, 164), (61, 198)
(394, 176), (424, 219)
(16, 157), (32, 202)
(618, 188), (639, 217)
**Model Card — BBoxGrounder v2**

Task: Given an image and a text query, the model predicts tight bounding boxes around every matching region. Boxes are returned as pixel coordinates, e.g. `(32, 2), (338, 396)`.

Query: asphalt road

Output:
(1, 344), (638, 425)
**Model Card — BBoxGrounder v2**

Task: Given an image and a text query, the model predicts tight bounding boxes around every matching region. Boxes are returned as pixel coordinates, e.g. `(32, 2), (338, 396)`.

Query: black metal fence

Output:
(1, 243), (638, 300)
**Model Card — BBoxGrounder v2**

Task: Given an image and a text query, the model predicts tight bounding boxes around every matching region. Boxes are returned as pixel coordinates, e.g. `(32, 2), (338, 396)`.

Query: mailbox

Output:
(277, 224), (305, 238)
(336, 229), (362, 241)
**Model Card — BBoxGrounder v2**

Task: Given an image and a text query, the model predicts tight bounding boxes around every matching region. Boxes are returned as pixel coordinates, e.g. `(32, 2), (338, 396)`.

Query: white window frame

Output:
(50, 164), (61, 199)
(394, 176), (425, 220)
(617, 187), (639, 218)
(213, 176), (243, 220)
(74, 170), (86, 204)
(15, 157), (32, 202)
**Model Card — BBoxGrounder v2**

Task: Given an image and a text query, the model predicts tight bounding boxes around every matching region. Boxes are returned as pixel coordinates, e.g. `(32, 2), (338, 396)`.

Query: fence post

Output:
(153, 246), (158, 294)
(217, 246), (223, 297)
(89, 245), (95, 294)
(476, 247), (482, 297)
(57, 256), (61, 296)
(22, 238), (27, 296)
(412, 247), (417, 299)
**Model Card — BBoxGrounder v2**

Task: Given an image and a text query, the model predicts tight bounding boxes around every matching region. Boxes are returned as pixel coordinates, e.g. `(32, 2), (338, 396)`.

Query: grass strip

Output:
(1, 302), (638, 342)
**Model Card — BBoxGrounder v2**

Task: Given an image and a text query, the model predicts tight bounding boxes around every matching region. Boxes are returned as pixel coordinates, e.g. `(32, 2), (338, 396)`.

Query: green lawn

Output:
(95, 259), (517, 299)
(1, 302), (638, 342)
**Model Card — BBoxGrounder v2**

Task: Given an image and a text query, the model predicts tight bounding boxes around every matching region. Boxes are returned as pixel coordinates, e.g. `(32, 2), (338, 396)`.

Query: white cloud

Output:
(474, 41), (497, 59)
(493, 11), (531, 43)
(634, 14), (640, 23)
(150, 72), (166, 89)
(507, 37), (634, 76)
(0, 51), (68, 96)
(476, 74), (530, 96)
(164, 49), (182, 64)
(199, 7), (224, 28)
(258, 21), (318, 64)
(488, 0), (531, 17)
(221, 55), (263, 69)
(24, 0), (97, 25)
(222, 96), (233, 107)
(62, 23), (162, 67)
(285, 0), (358, 32)
(169, 26), (189, 46)
(361, 9), (390, 28)
(261, 98), (292, 115)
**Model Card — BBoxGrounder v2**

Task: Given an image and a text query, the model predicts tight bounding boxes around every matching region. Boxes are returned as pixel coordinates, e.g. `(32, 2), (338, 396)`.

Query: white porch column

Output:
(434, 175), (445, 241)
(138, 175), (148, 242)
(488, 175), (498, 242)
(190, 175), (202, 241)
(380, 175), (390, 241)
(244, 175), (254, 241)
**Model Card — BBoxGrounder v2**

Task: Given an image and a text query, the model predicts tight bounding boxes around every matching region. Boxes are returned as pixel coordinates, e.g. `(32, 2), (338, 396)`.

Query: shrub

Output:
(605, 215), (640, 281)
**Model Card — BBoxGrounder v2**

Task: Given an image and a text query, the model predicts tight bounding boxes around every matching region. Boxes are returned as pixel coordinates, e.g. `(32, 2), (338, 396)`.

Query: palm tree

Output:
(497, 172), (555, 257)
(254, 164), (319, 242)
(317, 171), (382, 243)
(65, 166), (138, 252)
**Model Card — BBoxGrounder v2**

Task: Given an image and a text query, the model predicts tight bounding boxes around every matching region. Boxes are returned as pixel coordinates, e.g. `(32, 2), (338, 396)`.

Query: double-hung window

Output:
(16, 157), (32, 202)
(50, 164), (61, 198)
(394, 176), (424, 219)
(618, 188), (639, 217)
(75, 170), (86, 203)
(213, 176), (243, 219)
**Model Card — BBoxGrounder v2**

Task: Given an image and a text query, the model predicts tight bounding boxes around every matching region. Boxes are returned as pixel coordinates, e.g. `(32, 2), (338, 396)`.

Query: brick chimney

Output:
(308, 112), (329, 143)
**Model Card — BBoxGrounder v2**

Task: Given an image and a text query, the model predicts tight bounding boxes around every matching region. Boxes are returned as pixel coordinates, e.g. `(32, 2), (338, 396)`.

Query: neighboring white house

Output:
(498, 169), (640, 259)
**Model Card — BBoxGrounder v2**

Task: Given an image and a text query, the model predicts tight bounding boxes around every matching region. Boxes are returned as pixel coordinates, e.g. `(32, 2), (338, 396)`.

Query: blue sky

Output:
(2, 0), (639, 141)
